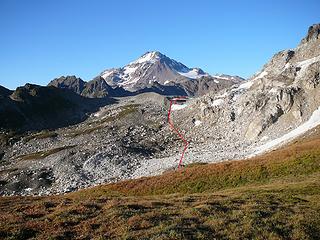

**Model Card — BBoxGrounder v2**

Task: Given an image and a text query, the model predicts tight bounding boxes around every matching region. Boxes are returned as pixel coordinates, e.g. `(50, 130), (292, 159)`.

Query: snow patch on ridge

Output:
(178, 68), (208, 79)
(296, 55), (320, 77)
(101, 70), (114, 79)
(297, 55), (320, 68)
(229, 71), (268, 94)
(252, 70), (268, 81)
(171, 104), (188, 111)
(212, 75), (230, 80)
(252, 106), (320, 156)
(235, 81), (254, 91)
(123, 65), (137, 76)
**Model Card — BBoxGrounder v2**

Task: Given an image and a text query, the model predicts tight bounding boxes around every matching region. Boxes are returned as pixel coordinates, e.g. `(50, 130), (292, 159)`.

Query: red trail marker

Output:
(167, 97), (189, 169)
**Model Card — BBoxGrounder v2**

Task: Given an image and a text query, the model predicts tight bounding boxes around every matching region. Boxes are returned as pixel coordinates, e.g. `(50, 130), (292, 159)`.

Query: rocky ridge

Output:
(172, 23), (320, 164)
(49, 76), (132, 98)
(0, 84), (113, 132)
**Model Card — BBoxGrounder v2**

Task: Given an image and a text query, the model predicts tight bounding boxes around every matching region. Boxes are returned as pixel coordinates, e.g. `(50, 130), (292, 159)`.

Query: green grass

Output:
(17, 145), (75, 161)
(0, 177), (319, 239)
(113, 103), (139, 118)
(66, 104), (139, 137)
(24, 130), (58, 142)
(66, 125), (106, 138)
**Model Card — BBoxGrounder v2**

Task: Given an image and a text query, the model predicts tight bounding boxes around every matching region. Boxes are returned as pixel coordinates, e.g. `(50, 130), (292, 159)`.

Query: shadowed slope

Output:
(0, 84), (116, 132)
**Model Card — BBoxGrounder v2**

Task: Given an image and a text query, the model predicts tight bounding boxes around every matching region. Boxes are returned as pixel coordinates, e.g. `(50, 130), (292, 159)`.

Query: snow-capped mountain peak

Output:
(100, 51), (212, 91)
(99, 51), (242, 93)
(129, 51), (163, 65)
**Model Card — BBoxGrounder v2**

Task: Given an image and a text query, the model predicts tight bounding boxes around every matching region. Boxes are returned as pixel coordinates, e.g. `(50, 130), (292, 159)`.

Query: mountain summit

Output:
(100, 51), (239, 92)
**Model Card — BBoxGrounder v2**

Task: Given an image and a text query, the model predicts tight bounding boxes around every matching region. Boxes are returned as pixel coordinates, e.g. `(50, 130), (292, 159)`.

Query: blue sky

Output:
(0, 0), (319, 90)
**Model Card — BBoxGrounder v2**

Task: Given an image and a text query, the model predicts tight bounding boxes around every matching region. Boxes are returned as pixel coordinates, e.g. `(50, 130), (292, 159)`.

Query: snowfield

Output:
(130, 51), (161, 64)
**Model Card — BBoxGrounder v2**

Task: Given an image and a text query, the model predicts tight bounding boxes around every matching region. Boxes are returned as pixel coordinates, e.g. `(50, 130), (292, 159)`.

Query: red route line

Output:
(167, 97), (189, 169)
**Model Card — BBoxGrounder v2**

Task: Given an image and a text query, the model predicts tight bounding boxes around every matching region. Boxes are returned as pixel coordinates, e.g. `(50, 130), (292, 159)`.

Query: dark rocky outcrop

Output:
(301, 24), (320, 44)
(49, 76), (132, 98)
(0, 86), (12, 98)
(136, 81), (188, 96)
(49, 73), (242, 98)
(83, 76), (132, 98)
(0, 84), (114, 132)
(48, 75), (86, 95)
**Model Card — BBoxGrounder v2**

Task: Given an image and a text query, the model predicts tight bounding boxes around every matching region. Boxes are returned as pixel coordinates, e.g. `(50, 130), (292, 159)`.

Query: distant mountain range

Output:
(0, 51), (242, 132)
(48, 51), (243, 97)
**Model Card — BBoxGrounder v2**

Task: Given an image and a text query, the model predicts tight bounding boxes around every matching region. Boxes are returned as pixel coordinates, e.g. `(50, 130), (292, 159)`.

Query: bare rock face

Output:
(49, 76), (132, 98)
(176, 23), (320, 158)
(301, 24), (320, 44)
(180, 75), (242, 97)
(48, 76), (86, 95)
(81, 76), (111, 98)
